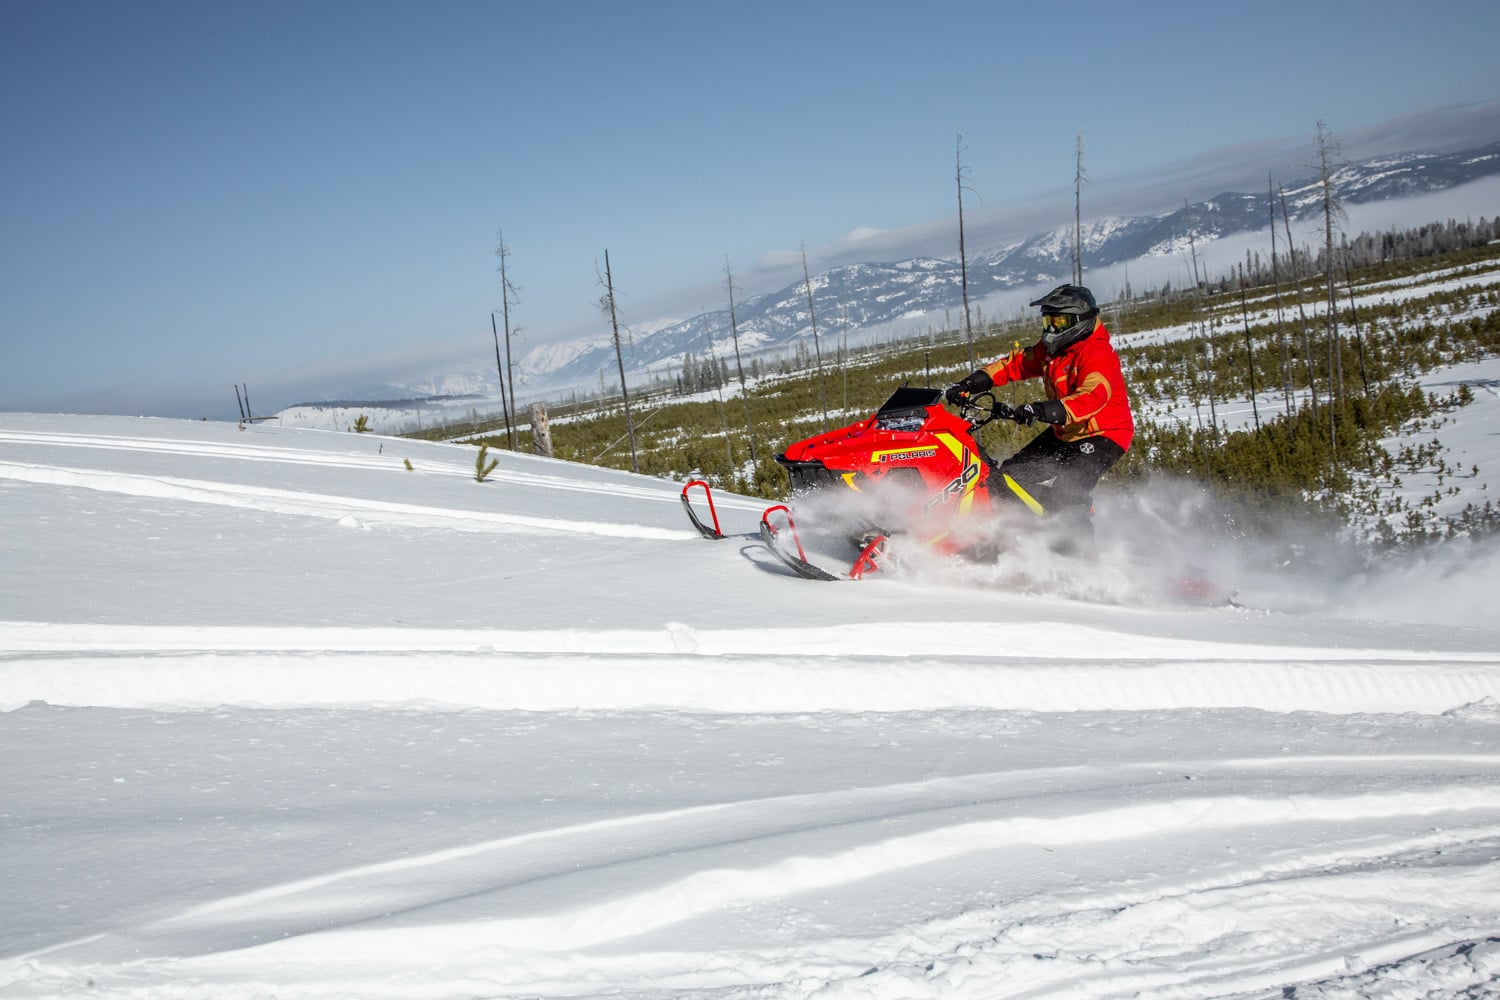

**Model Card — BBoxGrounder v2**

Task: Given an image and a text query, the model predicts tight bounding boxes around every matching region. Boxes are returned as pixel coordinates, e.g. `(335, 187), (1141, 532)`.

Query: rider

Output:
(946, 283), (1134, 549)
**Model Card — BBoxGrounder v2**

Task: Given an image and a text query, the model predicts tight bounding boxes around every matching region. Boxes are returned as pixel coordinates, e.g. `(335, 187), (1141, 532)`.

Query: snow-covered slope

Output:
(2, 414), (1499, 999)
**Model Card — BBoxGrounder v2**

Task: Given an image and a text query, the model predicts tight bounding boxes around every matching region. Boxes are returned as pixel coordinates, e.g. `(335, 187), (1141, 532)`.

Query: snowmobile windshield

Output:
(873, 386), (942, 432)
(875, 386), (944, 415)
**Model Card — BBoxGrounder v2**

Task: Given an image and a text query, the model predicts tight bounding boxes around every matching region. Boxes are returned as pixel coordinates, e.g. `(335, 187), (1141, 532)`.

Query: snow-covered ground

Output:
(3, 411), (1500, 999)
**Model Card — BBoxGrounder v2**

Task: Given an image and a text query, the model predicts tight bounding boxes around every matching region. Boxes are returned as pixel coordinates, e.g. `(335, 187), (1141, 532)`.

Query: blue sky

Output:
(3, 0), (1499, 418)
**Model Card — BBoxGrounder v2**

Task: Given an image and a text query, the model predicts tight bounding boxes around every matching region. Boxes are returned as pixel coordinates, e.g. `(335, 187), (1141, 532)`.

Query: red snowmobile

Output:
(766, 384), (1059, 578)
(681, 384), (1228, 599)
(684, 384), (1057, 580)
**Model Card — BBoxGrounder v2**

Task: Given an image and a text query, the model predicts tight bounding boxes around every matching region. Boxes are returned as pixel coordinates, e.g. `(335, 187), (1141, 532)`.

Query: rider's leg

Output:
(997, 433), (1123, 557)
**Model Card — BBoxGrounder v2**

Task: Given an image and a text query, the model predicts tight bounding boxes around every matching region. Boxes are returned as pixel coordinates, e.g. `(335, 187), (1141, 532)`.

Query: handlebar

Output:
(949, 389), (1015, 428)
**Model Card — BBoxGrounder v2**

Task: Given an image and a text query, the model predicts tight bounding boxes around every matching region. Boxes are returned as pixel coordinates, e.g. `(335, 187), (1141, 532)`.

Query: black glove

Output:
(945, 370), (994, 404)
(1011, 400), (1068, 426)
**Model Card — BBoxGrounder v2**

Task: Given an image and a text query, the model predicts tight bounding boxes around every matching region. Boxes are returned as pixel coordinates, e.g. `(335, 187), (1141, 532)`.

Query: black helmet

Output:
(1029, 283), (1099, 355)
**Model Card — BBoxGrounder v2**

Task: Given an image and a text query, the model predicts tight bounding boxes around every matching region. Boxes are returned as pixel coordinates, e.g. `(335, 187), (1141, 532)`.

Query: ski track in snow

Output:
(4, 414), (1500, 999)
(0, 428), (769, 513)
(10, 733), (1500, 998)
(0, 460), (694, 541)
(10, 760), (1500, 999)
(112, 777), (1500, 957)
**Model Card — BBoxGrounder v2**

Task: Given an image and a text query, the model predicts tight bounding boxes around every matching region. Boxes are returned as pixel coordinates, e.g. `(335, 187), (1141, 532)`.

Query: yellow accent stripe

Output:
(1077, 371), (1109, 395)
(1002, 474), (1047, 517)
(935, 432), (981, 515)
(933, 432), (966, 462)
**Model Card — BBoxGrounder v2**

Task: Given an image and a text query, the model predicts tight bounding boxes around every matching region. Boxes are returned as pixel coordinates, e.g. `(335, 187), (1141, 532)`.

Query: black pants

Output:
(995, 431), (1125, 550)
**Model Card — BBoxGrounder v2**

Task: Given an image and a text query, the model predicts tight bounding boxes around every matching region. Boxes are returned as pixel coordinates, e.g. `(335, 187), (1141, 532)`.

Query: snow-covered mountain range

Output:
(273, 140), (1500, 416)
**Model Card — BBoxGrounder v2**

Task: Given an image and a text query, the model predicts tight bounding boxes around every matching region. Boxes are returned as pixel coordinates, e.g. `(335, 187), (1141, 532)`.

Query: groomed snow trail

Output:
(3, 414), (1499, 999)
(6, 706), (1500, 999)
(3, 618), (1498, 714)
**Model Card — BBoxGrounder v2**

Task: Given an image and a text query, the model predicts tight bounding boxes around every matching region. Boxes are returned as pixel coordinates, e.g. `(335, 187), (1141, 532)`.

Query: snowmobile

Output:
(684, 384), (1064, 580)
(681, 383), (1231, 601)
(766, 384), (1061, 578)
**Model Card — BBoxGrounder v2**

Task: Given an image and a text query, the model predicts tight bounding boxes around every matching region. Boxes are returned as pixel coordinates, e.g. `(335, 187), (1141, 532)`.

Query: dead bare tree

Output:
(599, 249), (638, 473)
(801, 243), (829, 425)
(723, 257), (759, 468)
(1267, 174), (1294, 415)
(703, 311), (733, 469)
(1316, 120), (1347, 415)
(1073, 129), (1088, 285)
(1183, 199), (1217, 432)
(839, 303), (851, 421)
(955, 130), (976, 368)
(494, 228), (521, 448)
(1278, 184), (1320, 425)
(1236, 264), (1261, 432)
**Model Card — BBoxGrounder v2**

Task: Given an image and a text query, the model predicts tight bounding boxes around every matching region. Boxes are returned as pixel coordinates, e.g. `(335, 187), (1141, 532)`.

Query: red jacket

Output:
(981, 321), (1134, 451)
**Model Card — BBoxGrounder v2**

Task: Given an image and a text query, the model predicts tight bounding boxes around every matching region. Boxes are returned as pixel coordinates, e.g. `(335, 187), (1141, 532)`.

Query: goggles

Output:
(1041, 313), (1074, 332)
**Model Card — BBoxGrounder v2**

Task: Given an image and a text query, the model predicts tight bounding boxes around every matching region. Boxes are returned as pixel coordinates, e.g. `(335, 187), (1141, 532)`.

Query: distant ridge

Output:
(489, 141), (1500, 396)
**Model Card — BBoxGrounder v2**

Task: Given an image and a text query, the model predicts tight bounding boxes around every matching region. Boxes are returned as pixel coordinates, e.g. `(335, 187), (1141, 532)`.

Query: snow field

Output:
(3, 413), (1499, 998)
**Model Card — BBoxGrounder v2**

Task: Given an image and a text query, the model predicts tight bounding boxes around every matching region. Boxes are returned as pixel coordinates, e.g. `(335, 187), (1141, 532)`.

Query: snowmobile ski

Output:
(759, 504), (839, 579)
(848, 533), (891, 579)
(759, 504), (890, 581)
(680, 479), (726, 540)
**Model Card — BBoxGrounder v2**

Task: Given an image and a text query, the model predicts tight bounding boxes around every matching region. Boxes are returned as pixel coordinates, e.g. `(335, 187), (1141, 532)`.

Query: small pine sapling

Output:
(403, 458), (414, 471)
(475, 444), (498, 482)
(352, 414), (372, 433)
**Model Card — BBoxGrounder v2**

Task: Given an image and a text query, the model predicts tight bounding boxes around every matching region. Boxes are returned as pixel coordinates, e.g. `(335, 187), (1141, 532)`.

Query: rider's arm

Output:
(982, 342), (1046, 387)
(1054, 342), (1124, 424)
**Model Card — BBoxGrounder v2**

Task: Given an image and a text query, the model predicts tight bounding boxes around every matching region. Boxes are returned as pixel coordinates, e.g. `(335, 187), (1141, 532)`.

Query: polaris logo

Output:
(876, 448), (938, 464)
